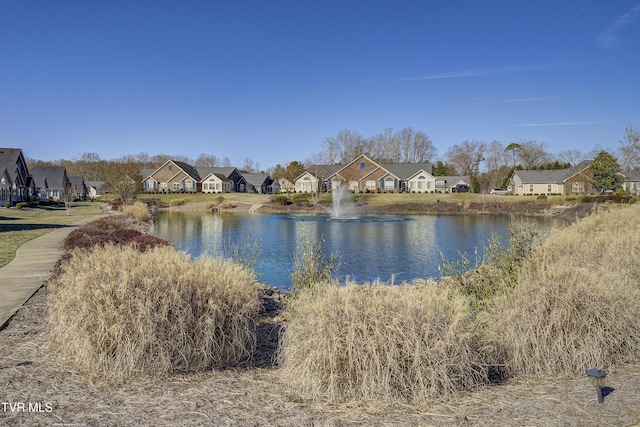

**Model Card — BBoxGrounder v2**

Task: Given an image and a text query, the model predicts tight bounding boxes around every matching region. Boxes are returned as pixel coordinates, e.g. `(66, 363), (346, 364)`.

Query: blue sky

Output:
(2, 1), (639, 169)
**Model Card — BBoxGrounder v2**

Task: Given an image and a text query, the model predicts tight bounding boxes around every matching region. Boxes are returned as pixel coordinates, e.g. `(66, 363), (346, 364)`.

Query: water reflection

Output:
(151, 211), (564, 290)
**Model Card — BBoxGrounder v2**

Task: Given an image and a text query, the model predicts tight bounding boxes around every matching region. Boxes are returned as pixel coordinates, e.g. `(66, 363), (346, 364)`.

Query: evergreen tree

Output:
(591, 151), (622, 193)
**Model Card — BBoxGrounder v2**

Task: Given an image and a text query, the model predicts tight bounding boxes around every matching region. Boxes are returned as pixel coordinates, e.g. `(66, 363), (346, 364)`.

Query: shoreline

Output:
(161, 198), (598, 223)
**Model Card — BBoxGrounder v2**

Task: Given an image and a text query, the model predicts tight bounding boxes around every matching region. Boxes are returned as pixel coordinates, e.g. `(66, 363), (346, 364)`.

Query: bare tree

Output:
(619, 126), (640, 172)
(518, 141), (551, 169)
(483, 141), (508, 189)
(322, 136), (339, 164)
(194, 153), (219, 167)
(445, 140), (487, 176)
(222, 157), (233, 167)
(101, 157), (142, 203)
(304, 151), (329, 167)
(242, 157), (259, 172)
(557, 149), (586, 166)
(335, 129), (366, 163)
(408, 129), (436, 163)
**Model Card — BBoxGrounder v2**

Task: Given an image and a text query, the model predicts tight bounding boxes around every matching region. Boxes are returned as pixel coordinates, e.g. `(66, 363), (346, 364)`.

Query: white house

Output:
(406, 169), (437, 193)
(200, 172), (232, 193)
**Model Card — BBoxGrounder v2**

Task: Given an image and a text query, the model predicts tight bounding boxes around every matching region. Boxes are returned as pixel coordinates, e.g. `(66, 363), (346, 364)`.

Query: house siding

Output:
(563, 170), (594, 195)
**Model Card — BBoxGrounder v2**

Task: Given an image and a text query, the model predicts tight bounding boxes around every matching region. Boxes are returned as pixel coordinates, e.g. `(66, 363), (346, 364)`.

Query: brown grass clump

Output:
(278, 281), (487, 405)
(48, 244), (261, 383)
(490, 205), (640, 378)
(122, 201), (151, 221)
(220, 200), (236, 209)
(169, 199), (185, 207)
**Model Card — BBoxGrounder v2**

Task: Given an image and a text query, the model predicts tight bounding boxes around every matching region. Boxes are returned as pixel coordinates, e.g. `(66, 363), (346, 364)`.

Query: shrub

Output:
(439, 216), (545, 312)
(3, 202), (10, 208)
(122, 201), (151, 222)
(127, 234), (173, 252)
(48, 244), (261, 383)
(289, 236), (340, 299)
(219, 201), (235, 209)
(110, 228), (143, 243)
(274, 195), (290, 205)
(278, 281), (487, 404)
(169, 199), (185, 207)
(63, 228), (112, 251)
(15, 202), (28, 209)
(489, 205), (640, 378)
(536, 194), (547, 200)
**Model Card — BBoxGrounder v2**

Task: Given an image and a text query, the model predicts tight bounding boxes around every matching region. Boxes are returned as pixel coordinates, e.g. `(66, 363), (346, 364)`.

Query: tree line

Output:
(26, 126), (640, 198)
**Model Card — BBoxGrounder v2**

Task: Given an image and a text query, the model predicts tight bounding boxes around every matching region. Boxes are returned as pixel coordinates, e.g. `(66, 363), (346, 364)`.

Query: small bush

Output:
(15, 202), (28, 209)
(127, 234), (173, 252)
(122, 201), (150, 222)
(63, 228), (112, 251)
(169, 199), (185, 207)
(220, 201), (235, 209)
(48, 244), (261, 383)
(278, 281), (487, 404)
(289, 236), (340, 298)
(110, 228), (143, 243)
(536, 194), (547, 200)
(274, 195), (290, 205)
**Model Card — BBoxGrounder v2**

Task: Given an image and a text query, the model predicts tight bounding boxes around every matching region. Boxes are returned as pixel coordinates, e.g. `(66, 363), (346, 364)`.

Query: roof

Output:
(562, 160), (593, 180)
(622, 170), (640, 181)
(68, 176), (85, 191)
(514, 169), (566, 184)
(242, 173), (272, 187)
(299, 164), (341, 181)
(86, 180), (105, 188)
(381, 162), (433, 179)
(173, 161), (201, 181)
(513, 161), (595, 184)
(30, 166), (67, 189)
(196, 167), (238, 180)
(199, 170), (231, 183)
(434, 175), (471, 185)
(0, 148), (24, 171)
(140, 168), (156, 180)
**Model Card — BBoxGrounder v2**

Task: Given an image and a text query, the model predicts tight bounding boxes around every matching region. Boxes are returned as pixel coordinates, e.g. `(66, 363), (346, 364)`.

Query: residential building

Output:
(30, 166), (70, 201)
(0, 148), (32, 205)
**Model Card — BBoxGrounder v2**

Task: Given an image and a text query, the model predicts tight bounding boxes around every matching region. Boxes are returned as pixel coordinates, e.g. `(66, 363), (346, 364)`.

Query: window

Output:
(572, 182), (585, 193)
(360, 162), (365, 170)
(168, 164), (173, 172)
(384, 177), (395, 190)
(529, 184), (534, 193)
(366, 181), (376, 191)
(173, 183), (181, 191)
(547, 184), (552, 193)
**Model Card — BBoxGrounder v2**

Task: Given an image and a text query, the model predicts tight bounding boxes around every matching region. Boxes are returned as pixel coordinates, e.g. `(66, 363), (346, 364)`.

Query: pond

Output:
(151, 211), (565, 290)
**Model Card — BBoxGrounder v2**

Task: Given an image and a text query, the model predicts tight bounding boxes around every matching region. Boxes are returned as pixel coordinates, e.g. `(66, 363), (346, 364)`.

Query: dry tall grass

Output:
(490, 205), (640, 378)
(122, 201), (151, 221)
(48, 244), (261, 383)
(279, 281), (487, 405)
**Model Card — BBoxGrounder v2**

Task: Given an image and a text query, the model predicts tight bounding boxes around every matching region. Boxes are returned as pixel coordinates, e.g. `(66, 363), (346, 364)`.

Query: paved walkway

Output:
(0, 215), (103, 329)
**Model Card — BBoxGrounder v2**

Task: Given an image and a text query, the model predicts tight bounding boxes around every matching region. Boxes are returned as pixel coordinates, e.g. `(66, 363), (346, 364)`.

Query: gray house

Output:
(30, 166), (70, 201)
(0, 148), (33, 205)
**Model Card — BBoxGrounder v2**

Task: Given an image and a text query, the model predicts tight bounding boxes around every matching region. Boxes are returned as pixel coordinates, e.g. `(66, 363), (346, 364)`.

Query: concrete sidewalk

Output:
(0, 216), (102, 329)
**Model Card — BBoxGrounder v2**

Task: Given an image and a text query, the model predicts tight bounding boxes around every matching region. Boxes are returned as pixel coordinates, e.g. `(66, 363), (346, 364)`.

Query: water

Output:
(151, 212), (564, 290)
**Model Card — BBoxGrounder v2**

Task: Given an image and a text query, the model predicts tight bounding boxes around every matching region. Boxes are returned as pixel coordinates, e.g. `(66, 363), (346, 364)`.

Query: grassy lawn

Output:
(0, 202), (104, 268)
